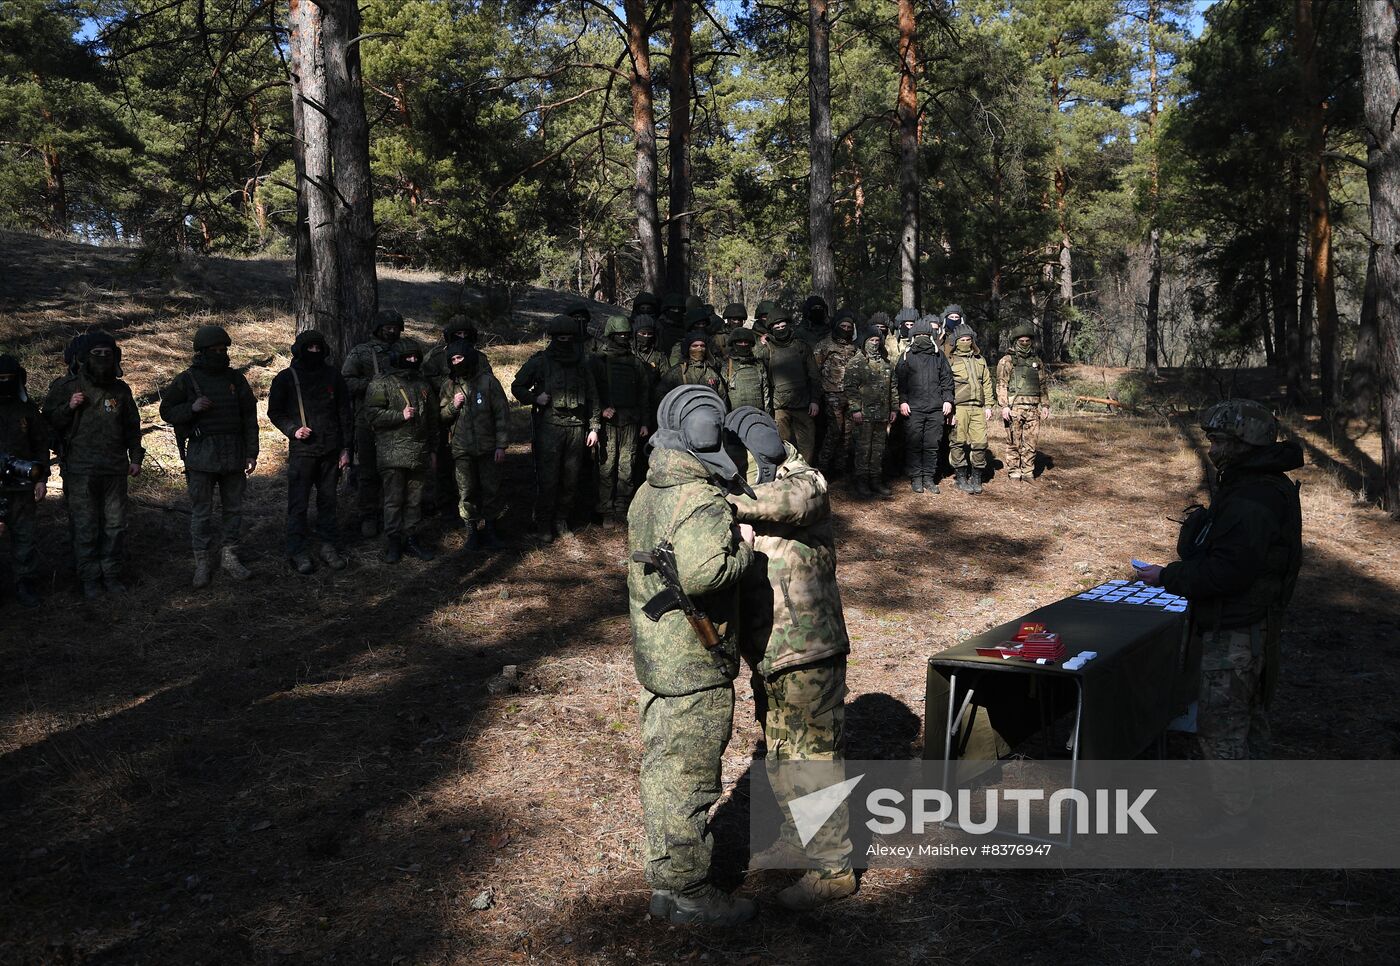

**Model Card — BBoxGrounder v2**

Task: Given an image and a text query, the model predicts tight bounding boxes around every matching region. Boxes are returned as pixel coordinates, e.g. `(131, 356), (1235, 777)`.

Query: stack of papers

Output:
(1074, 580), (1188, 613)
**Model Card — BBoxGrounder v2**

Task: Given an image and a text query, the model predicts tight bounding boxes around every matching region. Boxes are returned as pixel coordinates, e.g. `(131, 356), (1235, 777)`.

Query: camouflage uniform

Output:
(721, 331), (771, 414)
(656, 294), (689, 357)
(946, 325), (993, 491)
(423, 314), (480, 519)
(342, 315), (402, 530)
(1, 357), (50, 602)
(760, 314), (822, 462)
(629, 444), (752, 899)
(591, 316), (655, 520)
(995, 322), (1050, 481)
(439, 344), (509, 528)
(363, 339), (441, 546)
(666, 330), (728, 401)
(712, 304), (749, 360)
(510, 319), (602, 533)
(727, 435), (853, 876)
(160, 328), (260, 561)
(1159, 401), (1303, 815)
(43, 342), (144, 592)
(845, 331), (898, 494)
(814, 314), (859, 476)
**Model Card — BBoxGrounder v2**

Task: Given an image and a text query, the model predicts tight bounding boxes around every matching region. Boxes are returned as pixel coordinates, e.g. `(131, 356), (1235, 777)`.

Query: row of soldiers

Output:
(503, 292), (1054, 543)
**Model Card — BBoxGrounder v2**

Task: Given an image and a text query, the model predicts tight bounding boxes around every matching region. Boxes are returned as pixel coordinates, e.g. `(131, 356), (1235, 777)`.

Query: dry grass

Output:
(2, 232), (1399, 965)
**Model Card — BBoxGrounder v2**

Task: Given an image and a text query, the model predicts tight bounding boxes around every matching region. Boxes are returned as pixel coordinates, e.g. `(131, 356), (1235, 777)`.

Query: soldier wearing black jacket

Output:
(895, 317), (955, 494)
(268, 330), (353, 574)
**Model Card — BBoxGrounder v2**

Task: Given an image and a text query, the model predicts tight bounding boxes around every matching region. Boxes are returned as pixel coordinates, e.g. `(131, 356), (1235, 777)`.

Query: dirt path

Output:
(2, 236), (1398, 965)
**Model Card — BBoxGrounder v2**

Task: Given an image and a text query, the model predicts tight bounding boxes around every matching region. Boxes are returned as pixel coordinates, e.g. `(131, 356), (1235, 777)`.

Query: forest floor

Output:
(2, 232), (1399, 966)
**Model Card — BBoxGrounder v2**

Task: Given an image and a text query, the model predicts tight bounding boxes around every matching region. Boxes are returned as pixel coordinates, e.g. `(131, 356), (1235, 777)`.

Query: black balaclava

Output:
(446, 339), (479, 378)
(292, 330), (328, 371)
(547, 333), (579, 363)
(728, 332), (756, 358)
(768, 316), (794, 344)
(0, 355), (23, 401)
(82, 332), (120, 384)
(834, 318), (856, 344)
(725, 406), (786, 485)
(909, 317), (938, 353)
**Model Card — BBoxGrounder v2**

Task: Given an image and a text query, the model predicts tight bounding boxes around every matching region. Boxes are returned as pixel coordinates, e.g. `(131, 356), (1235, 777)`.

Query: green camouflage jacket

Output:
(628, 447), (753, 696)
(43, 372), (141, 476)
(439, 366), (510, 457)
(342, 337), (396, 424)
(510, 350), (602, 430)
(815, 335), (859, 395)
(728, 444), (850, 676)
(722, 355), (771, 414)
(364, 369), (440, 469)
(948, 349), (993, 406)
(759, 337), (821, 411)
(159, 364), (259, 473)
(845, 348), (898, 421)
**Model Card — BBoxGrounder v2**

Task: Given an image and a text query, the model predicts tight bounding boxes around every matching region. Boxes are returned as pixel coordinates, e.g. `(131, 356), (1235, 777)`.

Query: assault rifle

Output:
(631, 541), (722, 649)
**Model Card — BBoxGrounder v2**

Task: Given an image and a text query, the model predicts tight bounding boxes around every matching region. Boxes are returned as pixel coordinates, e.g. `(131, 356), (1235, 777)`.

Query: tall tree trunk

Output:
(1284, 159), (1306, 399)
(290, 0), (341, 336)
(625, 0), (664, 294)
(1297, 0), (1341, 412)
(896, 0), (920, 310)
(1299, 234), (1315, 386)
(1353, 243), (1380, 419)
(1055, 167), (1073, 359)
(1258, 272), (1277, 365)
(325, 0), (377, 357)
(1361, 0), (1400, 512)
(808, 0), (835, 308)
(666, 0), (692, 294)
(1144, 0), (1162, 377)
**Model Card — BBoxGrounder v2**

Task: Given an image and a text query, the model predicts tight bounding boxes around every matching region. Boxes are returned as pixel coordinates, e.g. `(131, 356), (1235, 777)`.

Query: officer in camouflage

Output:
(1136, 400), (1303, 826)
(364, 338), (440, 563)
(632, 314), (669, 379)
(423, 312), (480, 519)
(160, 325), (259, 588)
(752, 299), (776, 334)
(1, 355), (49, 607)
(814, 309), (859, 477)
(628, 385), (756, 926)
(845, 327), (898, 498)
(591, 315), (655, 528)
(713, 303), (749, 360)
(945, 320), (994, 494)
(439, 339), (510, 550)
(720, 327), (771, 414)
(511, 315), (601, 540)
(996, 321), (1051, 481)
(343, 309), (404, 536)
(759, 310), (821, 462)
(724, 406), (857, 910)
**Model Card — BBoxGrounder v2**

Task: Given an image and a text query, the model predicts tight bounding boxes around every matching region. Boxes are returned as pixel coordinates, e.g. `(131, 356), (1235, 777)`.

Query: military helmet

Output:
(570, 301), (592, 320)
(389, 337), (425, 368)
(604, 314), (632, 337)
(1200, 399), (1278, 447)
(545, 314), (579, 337)
(1009, 321), (1037, 342)
(193, 325), (231, 351)
(373, 309), (404, 331)
(755, 299), (776, 318)
(632, 313), (658, 334)
(767, 307), (794, 325)
(867, 311), (891, 329)
(950, 322), (977, 344)
(728, 326), (756, 346)
(442, 312), (477, 343)
(894, 307), (919, 325)
(685, 294), (704, 310)
(684, 306), (711, 327)
(723, 302), (748, 320)
(941, 304), (966, 327)
(661, 293), (688, 312)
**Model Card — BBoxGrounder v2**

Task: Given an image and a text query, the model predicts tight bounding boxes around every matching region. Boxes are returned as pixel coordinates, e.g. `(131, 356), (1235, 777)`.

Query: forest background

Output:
(3, 0), (1398, 509)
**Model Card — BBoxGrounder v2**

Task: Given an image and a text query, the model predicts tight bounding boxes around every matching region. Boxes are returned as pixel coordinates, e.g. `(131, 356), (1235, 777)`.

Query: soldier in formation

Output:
(343, 310), (404, 537)
(160, 325), (259, 587)
(760, 310), (821, 462)
(440, 338), (510, 549)
(896, 316), (955, 494)
(996, 321), (1050, 482)
(424, 313), (479, 520)
(945, 318), (994, 494)
(364, 338), (439, 563)
(667, 331), (726, 398)
(0, 355), (49, 607)
(591, 315), (655, 529)
(814, 309), (859, 477)
(719, 327), (771, 414)
(845, 326), (898, 498)
(267, 330), (351, 574)
(511, 314), (600, 541)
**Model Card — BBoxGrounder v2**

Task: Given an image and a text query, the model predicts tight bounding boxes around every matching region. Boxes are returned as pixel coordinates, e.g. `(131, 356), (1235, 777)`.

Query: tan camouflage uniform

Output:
(728, 444), (852, 874)
(995, 341), (1049, 480)
(814, 329), (858, 476)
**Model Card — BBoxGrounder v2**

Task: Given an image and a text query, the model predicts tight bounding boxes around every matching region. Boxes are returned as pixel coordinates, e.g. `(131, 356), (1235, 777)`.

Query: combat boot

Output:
(873, 479), (892, 497)
(648, 886), (757, 926)
(384, 534), (403, 564)
(221, 546), (252, 580)
(926, 475), (941, 495)
(777, 869), (858, 911)
(318, 542), (348, 571)
(464, 520), (482, 552)
(748, 837), (815, 871)
(290, 551), (314, 575)
(953, 467), (972, 493)
(969, 468), (984, 494)
(192, 552), (213, 589)
(553, 518), (572, 540)
(404, 536), (435, 562)
(15, 579), (40, 608)
(910, 476), (924, 493)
